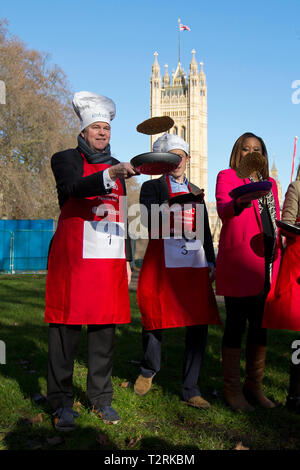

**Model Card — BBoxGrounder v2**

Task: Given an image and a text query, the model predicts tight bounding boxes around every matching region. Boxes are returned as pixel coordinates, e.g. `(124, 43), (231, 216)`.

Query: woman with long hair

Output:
(215, 132), (282, 411)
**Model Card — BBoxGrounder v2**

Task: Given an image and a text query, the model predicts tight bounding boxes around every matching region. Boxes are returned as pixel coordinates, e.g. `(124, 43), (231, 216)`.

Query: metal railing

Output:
(0, 229), (54, 273)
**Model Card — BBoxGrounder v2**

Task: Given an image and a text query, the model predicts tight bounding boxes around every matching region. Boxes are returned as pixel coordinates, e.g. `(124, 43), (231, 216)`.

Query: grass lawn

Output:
(0, 274), (299, 451)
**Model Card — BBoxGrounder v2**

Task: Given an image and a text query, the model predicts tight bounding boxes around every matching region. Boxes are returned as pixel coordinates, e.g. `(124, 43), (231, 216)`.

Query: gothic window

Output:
(181, 126), (186, 140)
(174, 126), (178, 135)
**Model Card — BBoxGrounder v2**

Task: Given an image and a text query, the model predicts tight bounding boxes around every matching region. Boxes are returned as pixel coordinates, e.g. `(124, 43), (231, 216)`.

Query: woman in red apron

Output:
(134, 133), (221, 409)
(263, 172), (300, 413)
(45, 91), (136, 430)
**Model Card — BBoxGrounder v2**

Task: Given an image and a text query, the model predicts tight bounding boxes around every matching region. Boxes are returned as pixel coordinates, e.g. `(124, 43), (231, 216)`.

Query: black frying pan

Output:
(276, 219), (300, 236)
(229, 181), (272, 201)
(130, 152), (180, 175)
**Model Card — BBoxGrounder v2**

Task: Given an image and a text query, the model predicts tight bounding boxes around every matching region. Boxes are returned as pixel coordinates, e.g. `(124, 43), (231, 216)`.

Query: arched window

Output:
(181, 126), (186, 140)
(173, 126), (178, 135)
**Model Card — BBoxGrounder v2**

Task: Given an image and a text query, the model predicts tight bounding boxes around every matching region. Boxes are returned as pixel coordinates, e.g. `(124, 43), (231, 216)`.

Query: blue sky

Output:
(0, 0), (299, 201)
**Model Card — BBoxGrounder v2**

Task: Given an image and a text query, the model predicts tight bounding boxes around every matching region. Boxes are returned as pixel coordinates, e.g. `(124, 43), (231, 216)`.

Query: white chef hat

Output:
(153, 133), (189, 155)
(72, 91), (116, 131)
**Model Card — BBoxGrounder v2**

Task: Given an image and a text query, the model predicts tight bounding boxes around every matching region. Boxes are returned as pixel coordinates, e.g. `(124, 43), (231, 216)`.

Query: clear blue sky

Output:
(1, 0), (300, 201)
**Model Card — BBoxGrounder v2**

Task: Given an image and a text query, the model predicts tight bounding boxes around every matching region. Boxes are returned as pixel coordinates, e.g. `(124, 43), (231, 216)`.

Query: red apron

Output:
(45, 153), (131, 325)
(137, 175), (221, 330)
(263, 218), (300, 331)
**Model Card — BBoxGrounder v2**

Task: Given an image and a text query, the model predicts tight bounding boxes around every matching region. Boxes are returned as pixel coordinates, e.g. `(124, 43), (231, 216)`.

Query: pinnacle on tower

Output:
(189, 49), (198, 75)
(163, 64), (170, 86)
(199, 61), (205, 78)
(271, 160), (278, 177)
(152, 52), (160, 75)
(151, 52), (161, 89)
(191, 49), (197, 64)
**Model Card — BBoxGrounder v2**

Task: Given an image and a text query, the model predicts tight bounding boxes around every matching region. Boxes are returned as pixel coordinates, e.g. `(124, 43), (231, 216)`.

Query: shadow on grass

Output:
(4, 403), (300, 451)
(3, 420), (119, 451)
(3, 418), (200, 451)
(1, 276), (300, 450)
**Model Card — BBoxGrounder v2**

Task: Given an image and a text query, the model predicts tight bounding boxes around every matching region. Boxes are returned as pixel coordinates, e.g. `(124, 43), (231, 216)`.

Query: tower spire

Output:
(189, 49), (198, 75)
(163, 64), (170, 87)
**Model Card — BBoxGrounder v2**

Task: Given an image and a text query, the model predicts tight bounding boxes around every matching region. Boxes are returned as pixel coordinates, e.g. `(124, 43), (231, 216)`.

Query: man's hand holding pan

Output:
(109, 162), (139, 180)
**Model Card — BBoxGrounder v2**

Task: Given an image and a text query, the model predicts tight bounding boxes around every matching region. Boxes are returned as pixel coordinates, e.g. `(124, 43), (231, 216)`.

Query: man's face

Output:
(168, 148), (190, 178)
(81, 121), (111, 152)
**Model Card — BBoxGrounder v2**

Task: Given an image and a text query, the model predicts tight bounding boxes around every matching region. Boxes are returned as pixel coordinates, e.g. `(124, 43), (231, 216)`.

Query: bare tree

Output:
(0, 18), (78, 219)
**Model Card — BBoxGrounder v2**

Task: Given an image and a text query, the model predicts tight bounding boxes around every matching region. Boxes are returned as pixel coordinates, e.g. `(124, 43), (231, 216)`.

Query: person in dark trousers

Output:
(215, 132), (282, 411)
(45, 91), (137, 431)
(134, 133), (221, 409)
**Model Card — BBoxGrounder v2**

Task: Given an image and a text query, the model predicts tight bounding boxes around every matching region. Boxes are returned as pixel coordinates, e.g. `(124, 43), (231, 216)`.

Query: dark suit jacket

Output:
(50, 147), (132, 261)
(140, 175), (216, 265)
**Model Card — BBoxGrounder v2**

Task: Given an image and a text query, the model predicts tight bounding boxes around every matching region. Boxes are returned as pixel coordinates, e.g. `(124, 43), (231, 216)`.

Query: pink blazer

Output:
(215, 168), (282, 297)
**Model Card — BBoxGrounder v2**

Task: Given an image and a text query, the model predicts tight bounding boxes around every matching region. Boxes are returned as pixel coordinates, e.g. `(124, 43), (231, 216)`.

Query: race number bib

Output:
(83, 221), (125, 259)
(164, 238), (208, 268)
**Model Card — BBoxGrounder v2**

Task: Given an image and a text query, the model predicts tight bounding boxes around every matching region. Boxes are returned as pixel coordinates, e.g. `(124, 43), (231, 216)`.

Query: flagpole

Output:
(178, 18), (181, 63)
(291, 136), (298, 182)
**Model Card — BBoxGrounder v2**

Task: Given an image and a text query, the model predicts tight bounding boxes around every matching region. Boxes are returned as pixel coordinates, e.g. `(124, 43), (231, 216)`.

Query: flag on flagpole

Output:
(177, 19), (191, 63)
(180, 23), (191, 31)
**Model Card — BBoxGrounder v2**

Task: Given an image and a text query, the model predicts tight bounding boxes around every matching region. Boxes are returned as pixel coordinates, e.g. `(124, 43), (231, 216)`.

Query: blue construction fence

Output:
(0, 219), (57, 273)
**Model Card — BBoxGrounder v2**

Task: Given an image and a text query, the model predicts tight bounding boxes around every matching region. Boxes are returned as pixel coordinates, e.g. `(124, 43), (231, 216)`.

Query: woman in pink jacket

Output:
(215, 132), (281, 412)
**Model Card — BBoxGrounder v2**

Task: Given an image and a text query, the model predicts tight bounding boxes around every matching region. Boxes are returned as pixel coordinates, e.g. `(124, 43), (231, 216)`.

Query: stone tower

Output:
(150, 50), (208, 194)
(270, 161), (282, 208)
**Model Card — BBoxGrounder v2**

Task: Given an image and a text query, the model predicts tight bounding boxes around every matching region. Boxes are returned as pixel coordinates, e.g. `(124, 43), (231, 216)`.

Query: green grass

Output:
(0, 274), (299, 451)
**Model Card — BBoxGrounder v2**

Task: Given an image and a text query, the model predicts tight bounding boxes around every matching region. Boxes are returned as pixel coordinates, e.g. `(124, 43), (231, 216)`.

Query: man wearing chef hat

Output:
(45, 91), (136, 431)
(134, 132), (221, 409)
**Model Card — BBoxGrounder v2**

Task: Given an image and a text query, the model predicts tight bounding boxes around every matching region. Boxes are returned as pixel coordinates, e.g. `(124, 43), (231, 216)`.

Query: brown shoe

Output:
(134, 373), (156, 396)
(184, 396), (211, 409)
(222, 347), (254, 412)
(243, 344), (276, 409)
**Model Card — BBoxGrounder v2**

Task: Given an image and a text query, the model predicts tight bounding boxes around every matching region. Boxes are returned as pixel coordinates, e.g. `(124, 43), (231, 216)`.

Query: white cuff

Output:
(103, 168), (116, 190)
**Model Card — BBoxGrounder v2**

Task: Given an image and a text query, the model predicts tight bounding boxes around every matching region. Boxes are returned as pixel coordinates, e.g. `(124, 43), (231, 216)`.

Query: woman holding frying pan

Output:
(263, 164), (300, 413)
(215, 132), (282, 411)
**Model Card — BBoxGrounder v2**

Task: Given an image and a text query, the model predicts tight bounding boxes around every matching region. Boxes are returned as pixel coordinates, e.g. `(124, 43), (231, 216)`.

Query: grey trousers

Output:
(140, 325), (208, 401)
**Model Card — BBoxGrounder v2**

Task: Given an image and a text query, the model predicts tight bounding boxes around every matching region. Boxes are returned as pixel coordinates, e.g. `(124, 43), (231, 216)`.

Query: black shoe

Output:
(92, 406), (121, 424)
(53, 406), (80, 432)
(286, 396), (300, 414)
